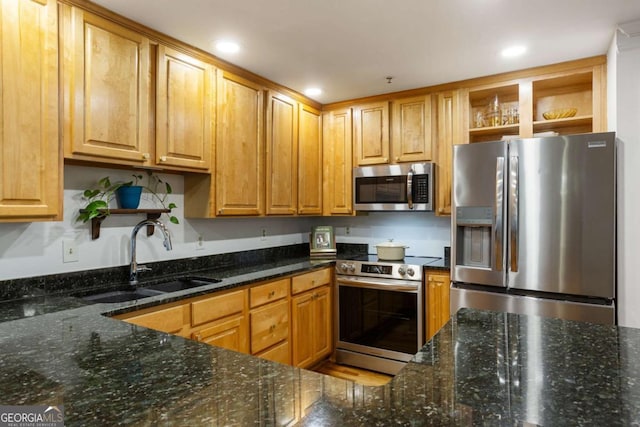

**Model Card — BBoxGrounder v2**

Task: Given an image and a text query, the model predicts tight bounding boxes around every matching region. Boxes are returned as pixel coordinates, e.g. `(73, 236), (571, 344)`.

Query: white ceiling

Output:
(91, 0), (640, 104)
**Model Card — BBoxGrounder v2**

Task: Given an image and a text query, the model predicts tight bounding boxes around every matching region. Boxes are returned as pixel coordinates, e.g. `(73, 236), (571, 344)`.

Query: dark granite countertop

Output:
(2, 296), (640, 425)
(1, 246), (637, 425)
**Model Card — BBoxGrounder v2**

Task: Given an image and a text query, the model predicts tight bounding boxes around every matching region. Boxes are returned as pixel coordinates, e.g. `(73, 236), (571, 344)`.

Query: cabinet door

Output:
(392, 95), (433, 163)
(291, 291), (314, 367)
(435, 89), (467, 216)
(426, 271), (451, 339)
(117, 303), (189, 337)
(298, 103), (323, 214)
(216, 70), (264, 215)
(312, 286), (332, 360)
(0, 0), (60, 220)
(61, 5), (151, 164)
(291, 285), (332, 368)
(265, 91), (297, 215)
(322, 108), (353, 215)
(193, 315), (249, 353)
(156, 44), (214, 171)
(250, 298), (289, 354)
(354, 101), (390, 165)
(255, 339), (291, 365)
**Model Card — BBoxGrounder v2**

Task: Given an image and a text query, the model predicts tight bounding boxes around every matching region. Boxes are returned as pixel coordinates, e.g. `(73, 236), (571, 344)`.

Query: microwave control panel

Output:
(413, 175), (429, 203)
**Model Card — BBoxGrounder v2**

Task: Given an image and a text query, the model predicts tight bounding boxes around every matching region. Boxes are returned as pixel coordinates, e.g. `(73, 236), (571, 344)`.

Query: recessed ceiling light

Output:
(304, 87), (322, 97)
(215, 40), (240, 54)
(501, 45), (526, 58)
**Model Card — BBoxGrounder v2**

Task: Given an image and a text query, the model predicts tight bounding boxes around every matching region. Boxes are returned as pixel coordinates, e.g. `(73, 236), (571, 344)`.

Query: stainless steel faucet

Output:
(129, 219), (173, 285)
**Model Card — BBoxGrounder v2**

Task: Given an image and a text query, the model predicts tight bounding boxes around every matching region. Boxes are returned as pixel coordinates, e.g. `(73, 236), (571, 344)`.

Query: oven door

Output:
(335, 275), (424, 363)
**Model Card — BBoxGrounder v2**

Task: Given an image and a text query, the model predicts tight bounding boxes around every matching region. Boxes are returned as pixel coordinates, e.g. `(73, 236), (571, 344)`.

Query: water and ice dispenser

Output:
(455, 206), (493, 269)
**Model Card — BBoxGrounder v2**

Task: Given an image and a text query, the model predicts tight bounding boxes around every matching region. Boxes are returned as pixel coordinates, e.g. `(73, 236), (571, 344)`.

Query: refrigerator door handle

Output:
(509, 156), (519, 272)
(495, 157), (505, 271)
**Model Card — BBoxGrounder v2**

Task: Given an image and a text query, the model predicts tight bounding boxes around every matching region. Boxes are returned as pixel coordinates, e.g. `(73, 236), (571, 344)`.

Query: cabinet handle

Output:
(269, 324), (276, 333)
(395, 156), (400, 162)
(268, 290), (275, 298)
(142, 153), (150, 160)
(196, 334), (202, 341)
(159, 155), (167, 162)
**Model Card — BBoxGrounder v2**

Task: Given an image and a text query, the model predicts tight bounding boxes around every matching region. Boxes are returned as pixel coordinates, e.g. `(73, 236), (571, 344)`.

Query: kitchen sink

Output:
(142, 276), (222, 293)
(81, 288), (164, 304)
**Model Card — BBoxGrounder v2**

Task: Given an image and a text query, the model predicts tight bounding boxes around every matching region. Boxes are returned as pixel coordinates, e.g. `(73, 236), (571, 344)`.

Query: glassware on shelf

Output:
(474, 111), (485, 128)
(502, 105), (519, 125)
(486, 94), (500, 127)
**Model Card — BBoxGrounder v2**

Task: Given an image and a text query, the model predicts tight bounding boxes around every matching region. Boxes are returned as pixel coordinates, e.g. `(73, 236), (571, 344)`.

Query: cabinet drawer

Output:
(255, 340), (291, 365)
(291, 268), (332, 295)
(192, 314), (249, 354)
(250, 278), (289, 308)
(123, 304), (187, 334)
(250, 299), (289, 354)
(191, 289), (246, 326)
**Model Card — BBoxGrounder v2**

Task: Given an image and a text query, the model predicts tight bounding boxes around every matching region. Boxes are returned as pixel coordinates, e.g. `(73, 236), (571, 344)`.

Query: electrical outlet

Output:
(196, 235), (204, 250)
(346, 226), (351, 235)
(261, 228), (267, 241)
(63, 240), (79, 263)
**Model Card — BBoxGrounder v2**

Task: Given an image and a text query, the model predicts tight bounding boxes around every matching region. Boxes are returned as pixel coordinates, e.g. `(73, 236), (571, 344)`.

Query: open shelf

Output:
(533, 115), (593, 134)
(78, 208), (170, 240)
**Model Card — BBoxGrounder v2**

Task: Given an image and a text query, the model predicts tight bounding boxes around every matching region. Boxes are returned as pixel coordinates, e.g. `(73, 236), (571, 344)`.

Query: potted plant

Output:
(77, 171), (179, 224)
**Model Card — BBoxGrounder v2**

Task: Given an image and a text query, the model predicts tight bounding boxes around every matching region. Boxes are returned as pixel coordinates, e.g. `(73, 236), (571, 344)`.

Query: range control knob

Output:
(407, 267), (415, 277)
(398, 266), (407, 275)
(347, 263), (356, 273)
(339, 263), (350, 273)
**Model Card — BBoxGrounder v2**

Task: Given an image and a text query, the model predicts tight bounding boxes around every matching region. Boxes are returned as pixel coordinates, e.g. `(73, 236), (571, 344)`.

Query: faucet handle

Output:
(138, 265), (152, 273)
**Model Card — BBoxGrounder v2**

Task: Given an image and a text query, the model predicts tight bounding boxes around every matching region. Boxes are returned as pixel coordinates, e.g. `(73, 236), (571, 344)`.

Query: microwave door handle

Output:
(495, 157), (504, 271)
(509, 156), (519, 272)
(407, 169), (414, 209)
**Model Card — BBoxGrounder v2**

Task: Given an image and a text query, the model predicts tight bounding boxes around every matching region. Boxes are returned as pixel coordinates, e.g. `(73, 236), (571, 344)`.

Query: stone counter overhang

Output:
(1, 248), (639, 425)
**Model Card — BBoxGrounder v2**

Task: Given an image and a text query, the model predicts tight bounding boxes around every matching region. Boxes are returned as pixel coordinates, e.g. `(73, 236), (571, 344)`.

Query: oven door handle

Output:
(337, 277), (419, 292)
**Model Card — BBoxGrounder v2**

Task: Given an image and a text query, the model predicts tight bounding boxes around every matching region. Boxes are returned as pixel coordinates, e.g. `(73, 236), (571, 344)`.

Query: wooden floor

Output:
(312, 360), (392, 386)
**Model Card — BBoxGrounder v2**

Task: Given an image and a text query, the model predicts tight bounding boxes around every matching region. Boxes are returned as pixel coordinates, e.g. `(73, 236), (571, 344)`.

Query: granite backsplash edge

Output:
(0, 243), (368, 301)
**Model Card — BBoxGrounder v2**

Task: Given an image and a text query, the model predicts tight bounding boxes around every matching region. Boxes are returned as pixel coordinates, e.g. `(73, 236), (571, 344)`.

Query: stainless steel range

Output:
(334, 255), (439, 375)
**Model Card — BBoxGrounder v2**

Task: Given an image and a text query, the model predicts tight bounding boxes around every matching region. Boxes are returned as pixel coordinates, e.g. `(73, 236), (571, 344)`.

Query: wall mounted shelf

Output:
(78, 209), (170, 240)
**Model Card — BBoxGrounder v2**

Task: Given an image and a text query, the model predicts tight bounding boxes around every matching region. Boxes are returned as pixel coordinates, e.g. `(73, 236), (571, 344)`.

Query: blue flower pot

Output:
(116, 186), (143, 209)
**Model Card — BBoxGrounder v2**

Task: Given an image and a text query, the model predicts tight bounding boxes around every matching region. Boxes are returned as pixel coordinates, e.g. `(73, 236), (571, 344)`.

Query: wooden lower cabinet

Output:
(255, 339), (291, 365)
(250, 298), (290, 355)
(249, 278), (291, 364)
(114, 267), (333, 370)
(115, 302), (190, 337)
(425, 270), (451, 339)
(291, 268), (332, 368)
(192, 314), (249, 353)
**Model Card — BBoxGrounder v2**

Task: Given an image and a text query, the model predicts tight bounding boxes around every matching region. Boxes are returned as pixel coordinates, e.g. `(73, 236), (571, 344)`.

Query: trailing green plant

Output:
(77, 171), (179, 224)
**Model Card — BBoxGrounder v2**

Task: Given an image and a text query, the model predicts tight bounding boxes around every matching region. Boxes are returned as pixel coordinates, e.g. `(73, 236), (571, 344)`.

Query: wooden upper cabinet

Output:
(297, 103), (323, 215)
(60, 5), (151, 164)
(216, 70), (264, 216)
(265, 91), (298, 215)
(391, 95), (433, 163)
(156, 45), (214, 171)
(354, 101), (390, 165)
(322, 108), (353, 215)
(435, 89), (468, 217)
(0, 0), (60, 221)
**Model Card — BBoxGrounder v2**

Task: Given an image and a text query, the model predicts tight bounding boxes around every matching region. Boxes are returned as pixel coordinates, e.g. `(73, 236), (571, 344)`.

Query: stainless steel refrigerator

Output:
(450, 132), (616, 324)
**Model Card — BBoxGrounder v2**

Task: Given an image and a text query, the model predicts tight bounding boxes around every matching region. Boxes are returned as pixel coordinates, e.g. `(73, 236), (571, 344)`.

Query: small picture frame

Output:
(310, 225), (336, 258)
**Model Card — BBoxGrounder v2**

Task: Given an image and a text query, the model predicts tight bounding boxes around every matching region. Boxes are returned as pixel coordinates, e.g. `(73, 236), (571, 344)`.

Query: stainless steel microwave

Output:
(353, 163), (434, 211)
